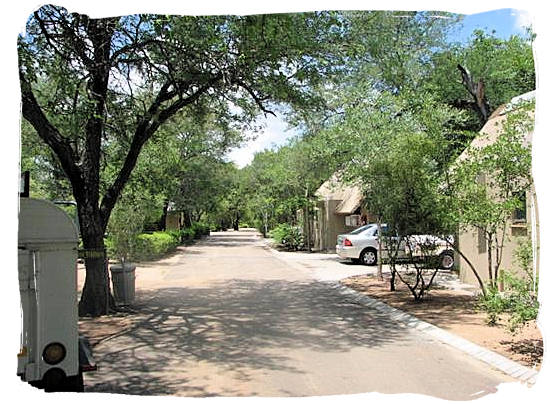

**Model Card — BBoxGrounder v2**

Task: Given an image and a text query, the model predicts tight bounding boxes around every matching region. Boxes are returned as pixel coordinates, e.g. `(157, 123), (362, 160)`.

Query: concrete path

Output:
(84, 229), (513, 399)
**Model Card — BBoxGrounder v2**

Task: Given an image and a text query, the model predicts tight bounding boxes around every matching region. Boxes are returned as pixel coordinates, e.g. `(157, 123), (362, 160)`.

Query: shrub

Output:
(476, 286), (507, 326)
(132, 231), (179, 261)
(477, 270), (539, 332)
(271, 223), (303, 251)
(191, 222), (210, 238)
(179, 228), (196, 243)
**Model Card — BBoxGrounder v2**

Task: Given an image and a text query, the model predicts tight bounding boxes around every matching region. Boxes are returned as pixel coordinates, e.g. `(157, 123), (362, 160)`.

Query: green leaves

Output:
(428, 29), (535, 130)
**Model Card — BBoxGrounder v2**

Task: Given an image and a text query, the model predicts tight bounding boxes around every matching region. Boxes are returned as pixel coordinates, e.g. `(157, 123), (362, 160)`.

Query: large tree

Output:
(429, 29), (535, 130)
(19, 6), (344, 316)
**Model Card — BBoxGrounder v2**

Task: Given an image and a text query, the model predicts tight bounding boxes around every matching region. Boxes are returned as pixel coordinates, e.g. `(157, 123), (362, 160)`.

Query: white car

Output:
(336, 224), (454, 269)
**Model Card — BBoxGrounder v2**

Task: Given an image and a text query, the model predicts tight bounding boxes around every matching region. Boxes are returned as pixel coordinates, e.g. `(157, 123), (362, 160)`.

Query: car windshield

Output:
(349, 224), (375, 235)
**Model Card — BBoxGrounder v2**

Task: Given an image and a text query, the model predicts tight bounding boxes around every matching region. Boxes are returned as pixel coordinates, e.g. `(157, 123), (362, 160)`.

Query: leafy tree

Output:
(175, 158), (240, 228)
(19, 6), (346, 316)
(239, 134), (333, 245)
(345, 11), (460, 94)
(348, 93), (463, 295)
(20, 120), (72, 200)
(428, 30), (535, 130)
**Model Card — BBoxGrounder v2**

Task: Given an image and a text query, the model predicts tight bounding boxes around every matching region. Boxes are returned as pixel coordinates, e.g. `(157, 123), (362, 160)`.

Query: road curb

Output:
(265, 243), (538, 385)
(329, 281), (538, 385)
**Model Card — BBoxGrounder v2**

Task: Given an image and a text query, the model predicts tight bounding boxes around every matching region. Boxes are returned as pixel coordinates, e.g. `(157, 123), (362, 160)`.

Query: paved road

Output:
(84, 230), (512, 399)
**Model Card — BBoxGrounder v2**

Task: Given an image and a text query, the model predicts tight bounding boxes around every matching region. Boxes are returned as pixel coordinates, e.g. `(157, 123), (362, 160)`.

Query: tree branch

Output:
(233, 78), (276, 117)
(20, 72), (82, 188)
(99, 73), (223, 226)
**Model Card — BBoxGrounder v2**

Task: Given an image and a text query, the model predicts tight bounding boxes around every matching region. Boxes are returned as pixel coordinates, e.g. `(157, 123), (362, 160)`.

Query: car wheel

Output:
(439, 251), (454, 270)
(360, 248), (377, 266)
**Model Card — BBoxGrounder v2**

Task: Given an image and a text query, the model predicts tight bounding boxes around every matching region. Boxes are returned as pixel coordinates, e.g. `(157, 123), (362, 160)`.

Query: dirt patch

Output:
(79, 310), (136, 347)
(341, 274), (543, 369)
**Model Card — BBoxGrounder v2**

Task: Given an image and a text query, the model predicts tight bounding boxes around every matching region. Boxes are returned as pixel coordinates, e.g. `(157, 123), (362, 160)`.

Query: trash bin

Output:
(110, 263), (136, 305)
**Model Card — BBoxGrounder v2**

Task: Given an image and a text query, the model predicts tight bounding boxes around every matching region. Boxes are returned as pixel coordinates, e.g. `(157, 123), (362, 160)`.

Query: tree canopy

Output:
(20, 6), (536, 314)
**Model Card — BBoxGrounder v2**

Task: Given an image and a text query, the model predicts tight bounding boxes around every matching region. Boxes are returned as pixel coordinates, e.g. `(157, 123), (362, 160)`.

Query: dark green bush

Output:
(271, 223), (303, 251)
(191, 222), (210, 238)
(179, 228), (196, 242)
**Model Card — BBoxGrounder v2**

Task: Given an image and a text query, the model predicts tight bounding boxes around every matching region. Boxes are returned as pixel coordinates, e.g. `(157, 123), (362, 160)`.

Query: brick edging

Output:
(329, 281), (538, 385)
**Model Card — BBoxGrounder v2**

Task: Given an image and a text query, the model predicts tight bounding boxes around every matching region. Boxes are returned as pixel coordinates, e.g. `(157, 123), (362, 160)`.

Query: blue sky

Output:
(226, 8), (532, 168)
(450, 8), (531, 42)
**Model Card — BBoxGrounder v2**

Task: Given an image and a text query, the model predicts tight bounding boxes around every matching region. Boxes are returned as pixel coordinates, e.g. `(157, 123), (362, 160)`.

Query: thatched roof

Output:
(315, 172), (363, 215)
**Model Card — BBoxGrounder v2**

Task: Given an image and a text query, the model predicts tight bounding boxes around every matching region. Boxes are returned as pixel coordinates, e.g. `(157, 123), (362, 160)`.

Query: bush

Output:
(132, 231), (179, 261)
(271, 223), (303, 251)
(191, 222), (210, 238)
(105, 223), (211, 262)
(477, 270), (539, 332)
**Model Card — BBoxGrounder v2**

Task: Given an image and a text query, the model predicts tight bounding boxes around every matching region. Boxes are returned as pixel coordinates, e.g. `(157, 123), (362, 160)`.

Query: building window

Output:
(512, 192), (527, 223)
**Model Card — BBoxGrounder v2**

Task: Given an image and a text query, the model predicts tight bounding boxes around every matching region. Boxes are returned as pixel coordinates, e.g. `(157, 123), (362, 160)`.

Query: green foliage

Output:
(477, 233), (538, 332)
(477, 270), (539, 332)
(190, 222), (211, 238)
(428, 29), (535, 130)
(476, 286), (507, 326)
(178, 228), (196, 243)
(345, 11), (460, 93)
(241, 134), (333, 237)
(107, 223), (211, 262)
(271, 224), (304, 251)
(133, 232), (180, 261)
(108, 194), (147, 262)
(515, 235), (535, 285)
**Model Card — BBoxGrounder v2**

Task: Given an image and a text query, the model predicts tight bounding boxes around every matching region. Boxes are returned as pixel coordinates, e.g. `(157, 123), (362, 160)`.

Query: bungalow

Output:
(311, 173), (375, 252)
(164, 202), (184, 231)
(456, 91), (539, 286)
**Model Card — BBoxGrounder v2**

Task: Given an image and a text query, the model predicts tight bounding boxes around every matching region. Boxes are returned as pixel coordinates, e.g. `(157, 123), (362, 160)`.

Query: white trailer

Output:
(17, 198), (96, 392)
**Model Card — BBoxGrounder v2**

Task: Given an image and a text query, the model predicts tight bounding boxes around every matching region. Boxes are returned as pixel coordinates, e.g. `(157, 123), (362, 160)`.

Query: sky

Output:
(226, 7), (533, 168)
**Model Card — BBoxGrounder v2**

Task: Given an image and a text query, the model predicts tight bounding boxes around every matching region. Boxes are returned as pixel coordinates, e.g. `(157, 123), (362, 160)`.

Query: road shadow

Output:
(84, 278), (407, 396)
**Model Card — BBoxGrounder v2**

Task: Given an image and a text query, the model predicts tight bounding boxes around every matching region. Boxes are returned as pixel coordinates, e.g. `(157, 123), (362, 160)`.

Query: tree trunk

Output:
(158, 199), (169, 231)
(233, 212), (240, 231)
(77, 203), (112, 317)
(263, 211), (268, 237)
(377, 220), (383, 281)
(389, 265), (397, 291)
(457, 64), (491, 125)
(451, 241), (487, 296)
(487, 234), (494, 288)
(183, 211), (192, 228)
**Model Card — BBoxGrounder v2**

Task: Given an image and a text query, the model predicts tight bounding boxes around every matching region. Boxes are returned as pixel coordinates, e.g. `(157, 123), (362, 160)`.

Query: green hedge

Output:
(106, 223), (211, 262)
(133, 231), (179, 261)
(179, 228), (196, 242)
(191, 222), (210, 238)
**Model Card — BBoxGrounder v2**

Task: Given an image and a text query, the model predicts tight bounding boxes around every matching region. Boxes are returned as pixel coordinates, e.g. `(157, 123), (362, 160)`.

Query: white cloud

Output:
(226, 114), (298, 168)
(511, 9), (532, 31)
